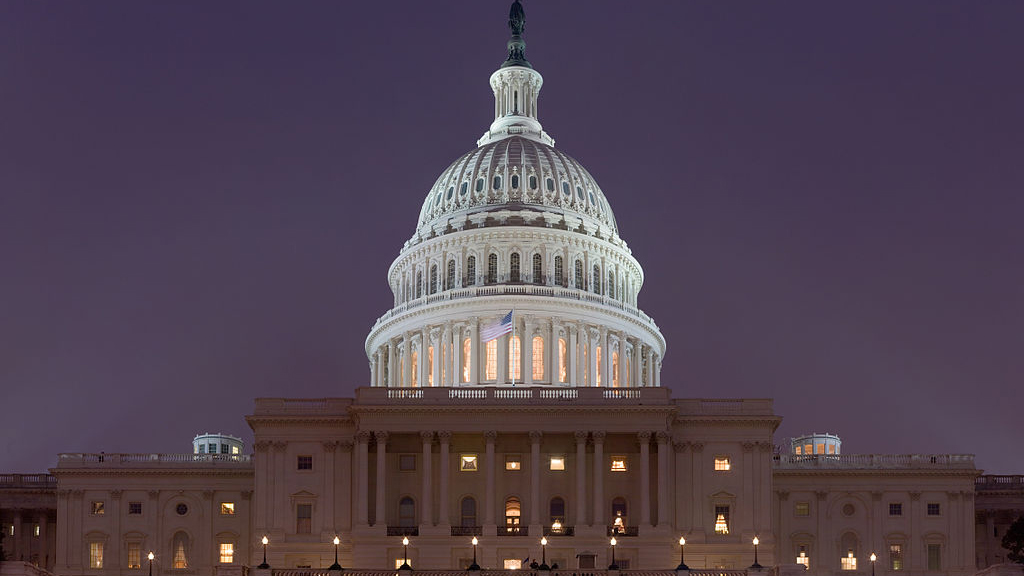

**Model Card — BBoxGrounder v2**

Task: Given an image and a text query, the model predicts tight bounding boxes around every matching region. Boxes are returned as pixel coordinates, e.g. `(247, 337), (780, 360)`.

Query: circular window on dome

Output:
(176, 503), (188, 516)
(842, 503), (855, 517)
(561, 181), (570, 197)
(446, 187), (454, 201)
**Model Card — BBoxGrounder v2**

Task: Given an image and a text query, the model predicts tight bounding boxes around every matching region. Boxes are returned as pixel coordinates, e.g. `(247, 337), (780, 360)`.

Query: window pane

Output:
(509, 335), (521, 380)
(532, 336), (544, 380)
(90, 542), (104, 569)
(220, 502), (235, 515)
(220, 543), (234, 564)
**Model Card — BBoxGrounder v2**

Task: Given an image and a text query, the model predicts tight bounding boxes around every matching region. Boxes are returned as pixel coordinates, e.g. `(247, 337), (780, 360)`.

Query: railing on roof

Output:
(976, 475), (1024, 490)
(270, 571), (721, 576)
(0, 474), (57, 489)
(354, 386), (672, 406)
(773, 453), (975, 470)
(253, 398), (353, 415)
(56, 453), (252, 466)
(674, 398), (775, 416)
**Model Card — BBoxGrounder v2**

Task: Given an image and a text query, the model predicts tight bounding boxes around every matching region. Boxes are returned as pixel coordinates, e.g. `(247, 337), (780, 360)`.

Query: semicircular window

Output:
(511, 174), (519, 189)
(546, 178), (555, 192)
(446, 187), (454, 201)
(476, 178), (485, 192)
(562, 181), (570, 197)
(460, 182), (468, 196)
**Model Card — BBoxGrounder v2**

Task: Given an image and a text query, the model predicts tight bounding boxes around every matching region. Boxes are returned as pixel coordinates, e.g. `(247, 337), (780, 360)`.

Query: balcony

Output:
(607, 525), (639, 537)
(542, 525), (575, 537)
(450, 526), (482, 536)
(497, 526), (528, 536)
(386, 526), (419, 537)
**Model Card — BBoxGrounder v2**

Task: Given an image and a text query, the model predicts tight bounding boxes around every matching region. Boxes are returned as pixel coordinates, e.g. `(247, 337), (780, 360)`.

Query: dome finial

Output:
(502, 0), (531, 69)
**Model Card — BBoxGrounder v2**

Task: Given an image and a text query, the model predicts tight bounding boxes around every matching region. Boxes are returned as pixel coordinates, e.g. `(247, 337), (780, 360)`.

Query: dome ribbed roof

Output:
(416, 136), (618, 237)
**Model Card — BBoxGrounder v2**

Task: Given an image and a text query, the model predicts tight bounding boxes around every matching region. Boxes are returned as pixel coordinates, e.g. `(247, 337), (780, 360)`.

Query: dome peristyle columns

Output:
(479, 66), (553, 146)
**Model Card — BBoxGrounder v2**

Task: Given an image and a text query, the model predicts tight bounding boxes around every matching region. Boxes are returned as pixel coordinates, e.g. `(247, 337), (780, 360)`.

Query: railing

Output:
(542, 525), (575, 537)
(386, 526), (419, 537)
(450, 526), (483, 536)
(497, 526), (528, 536)
(359, 386), (672, 406)
(773, 453), (975, 470)
(674, 398), (775, 416)
(253, 398), (353, 415)
(607, 525), (639, 537)
(0, 474), (57, 488)
(56, 453), (252, 466)
(976, 475), (1024, 490)
(270, 570), (717, 576)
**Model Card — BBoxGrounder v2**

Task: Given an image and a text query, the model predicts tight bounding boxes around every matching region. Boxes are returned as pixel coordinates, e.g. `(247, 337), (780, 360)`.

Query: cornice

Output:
(51, 469), (254, 478)
(245, 416), (353, 427)
(349, 404), (678, 416)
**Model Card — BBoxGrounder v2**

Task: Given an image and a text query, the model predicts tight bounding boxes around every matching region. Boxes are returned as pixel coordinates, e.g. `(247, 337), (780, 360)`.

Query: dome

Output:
(415, 136), (619, 240)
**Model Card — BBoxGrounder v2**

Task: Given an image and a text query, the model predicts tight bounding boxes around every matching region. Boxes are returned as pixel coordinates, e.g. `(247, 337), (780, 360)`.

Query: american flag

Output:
(480, 310), (514, 342)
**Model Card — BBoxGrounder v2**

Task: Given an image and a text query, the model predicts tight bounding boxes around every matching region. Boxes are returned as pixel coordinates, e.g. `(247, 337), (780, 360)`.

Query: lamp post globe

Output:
(147, 552), (154, 576)
(539, 537), (549, 570)
(400, 537), (411, 570)
(871, 553), (877, 576)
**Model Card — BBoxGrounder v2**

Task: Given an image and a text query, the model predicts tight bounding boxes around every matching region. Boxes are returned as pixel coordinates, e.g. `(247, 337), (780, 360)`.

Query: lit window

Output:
(33, 524), (40, 537)
(612, 351), (619, 386)
(220, 502), (235, 515)
(505, 497), (521, 530)
(91, 501), (105, 515)
(504, 559), (522, 570)
(549, 456), (565, 471)
(395, 559), (413, 569)
(461, 454), (478, 471)
(796, 546), (810, 568)
(714, 456), (731, 471)
(714, 506), (729, 534)
(232, 445), (239, 454)
(505, 456), (522, 471)
(90, 542), (104, 568)
(172, 532), (189, 569)
(827, 443), (836, 454)
(610, 457), (627, 472)
(219, 543), (234, 564)
(841, 551), (857, 571)
(889, 544), (903, 570)
(804, 443), (812, 454)
(795, 502), (810, 516)
(927, 544), (941, 570)
(927, 503), (940, 516)
(595, 345), (601, 386)
(463, 338), (471, 382)
(509, 335), (521, 380)
(399, 454), (416, 471)
(558, 338), (567, 382)
(427, 346), (434, 386)
(297, 455), (313, 470)
(485, 340), (497, 380)
(128, 502), (143, 515)
(889, 503), (902, 516)
(296, 503), (312, 534)
(411, 350), (418, 387)
(532, 336), (544, 380)
(128, 543), (141, 569)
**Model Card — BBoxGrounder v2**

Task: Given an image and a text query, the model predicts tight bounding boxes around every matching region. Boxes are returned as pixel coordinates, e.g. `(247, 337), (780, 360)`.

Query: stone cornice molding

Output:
(349, 405), (678, 417)
(57, 469), (254, 479)
(774, 469), (980, 478)
(674, 417), (782, 430)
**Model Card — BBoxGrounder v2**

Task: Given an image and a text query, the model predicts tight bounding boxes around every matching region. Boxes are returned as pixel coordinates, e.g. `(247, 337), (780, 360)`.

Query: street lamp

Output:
(539, 537), (549, 570)
(147, 552), (154, 576)
(870, 553), (877, 576)
(399, 536), (411, 570)
(257, 536), (269, 569)
(608, 537), (619, 570)
(329, 536), (342, 571)
(676, 537), (689, 571)
(468, 537), (480, 571)
(749, 536), (763, 571)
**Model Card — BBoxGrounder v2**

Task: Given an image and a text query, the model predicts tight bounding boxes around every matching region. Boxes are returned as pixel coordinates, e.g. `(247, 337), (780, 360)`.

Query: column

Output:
(742, 442), (754, 533)
(638, 431), (652, 525)
(39, 511), (48, 570)
(588, 330), (598, 386)
(498, 332), (508, 384)
(418, 331), (428, 386)
(550, 322), (559, 384)
(656, 432), (670, 527)
(691, 443), (704, 531)
(356, 432), (370, 525)
(431, 331), (441, 387)
(984, 510), (996, 565)
(339, 442), (354, 530)
(403, 335), (412, 386)
(529, 431), (542, 526)
(674, 442), (689, 530)
(470, 319), (480, 384)
(777, 491), (790, 563)
(575, 432), (588, 526)
(653, 354), (661, 386)
(452, 325), (462, 385)
(371, 351), (378, 387)
(523, 317), (534, 385)
(568, 325), (578, 385)
(442, 324), (452, 385)
(438, 432), (451, 526)
(601, 329), (610, 386)
(374, 431), (388, 526)
(322, 442), (337, 533)
(484, 431), (497, 526)
(273, 441), (287, 529)
(632, 342), (642, 388)
(420, 431), (433, 526)
(617, 333), (627, 387)
(12, 510), (22, 561)
(592, 431), (605, 526)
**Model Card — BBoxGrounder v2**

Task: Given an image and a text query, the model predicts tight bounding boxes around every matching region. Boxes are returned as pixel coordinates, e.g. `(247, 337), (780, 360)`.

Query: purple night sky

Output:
(1, 1), (1022, 474)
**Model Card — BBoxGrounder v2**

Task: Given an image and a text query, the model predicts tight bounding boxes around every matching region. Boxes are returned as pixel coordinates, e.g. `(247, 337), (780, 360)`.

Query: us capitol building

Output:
(2, 3), (1001, 576)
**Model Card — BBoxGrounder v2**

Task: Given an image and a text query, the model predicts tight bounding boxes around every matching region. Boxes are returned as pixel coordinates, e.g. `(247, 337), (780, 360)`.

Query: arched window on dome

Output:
(612, 350), (619, 387)
(430, 265), (438, 295)
(446, 260), (456, 291)
(463, 338), (471, 383)
(532, 254), (543, 285)
(595, 346), (602, 386)
(608, 271), (615, 300)
(593, 265), (601, 295)
(532, 336), (544, 381)
(574, 260), (583, 290)
(558, 338), (567, 383)
(509, 253), (520, 283)
(466, 256), (477, 286)
(546, 178), (554, 192)
(508, 335), (521, 381)
(529, 175), (537, 190)
(487, 254), (498, 284)
(476, 178), (484, 192)
(493, 175), (502, 190)
(428, 346), (434, 386)
(511, 174), (519, 189)
(554, 256), (564, 287)
(416, 271), (423, 299)
(485, 339), (497, 381)
(411, 351), (418, 387)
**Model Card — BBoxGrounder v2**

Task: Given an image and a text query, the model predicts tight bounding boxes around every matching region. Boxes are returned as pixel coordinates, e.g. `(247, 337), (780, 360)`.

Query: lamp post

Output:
(147, 552), (154, 576)
(608, 537), (619, 570)
(399, 536), (411, 570)
(257, 536), (269, 569)
(539, 537), (549, 571)
(749, 536), (763, 571)
(329, 536), (342, 571)
(468, 537), (480, 571)
(676, 537), (689, 571)
(871, 553), (877, 576)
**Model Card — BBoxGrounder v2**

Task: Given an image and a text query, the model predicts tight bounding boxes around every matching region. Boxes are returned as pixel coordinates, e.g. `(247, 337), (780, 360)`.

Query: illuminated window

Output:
(815, 443), (824, 454)
(841, 551), (857, 571)
(399, 454), (416, 471)
(395, 559), (412, 569)
(714, 506), (730, 534)
(889, 503), (902, 516)
(127, 543), (141, 569)
(612, 351), (619, 386)
(509, 335), (521, 380)
(595, 346), (601, 386)
(795, 502), (809, 516)
(558, 339), (567, 382)
(794, 445), (802, 455)
(91, 501), (105, 515)
(927, 503), (941, 516)
(610, 457), (627, 472)
(297, 455), (313, 470)
(827, 443), (836, 454)
(504, 497), (521, 531)
(296, 504), (312, 534)
(804, 443), (812, 454)
(460, 454), (478, 471)
(505, 455), (522, 471)
(90, 542), (104, 568)
(611, 497), (627, 526)
(172, 532), (189, 569)
(549, 456), (565, 471)
(220, 502), (235, 515)
(889, 544), (903, 570)
(532, 336), (545, 380)
(504, 559), (522, 570)
(927, 544), (941, 570)
(232, 445), (239, 454)
(463, 338), (471, 382)
(485, 339), (497, 380)
(219, 543), (234, 564)
(33, 524), (40, 537)
(796, 546), (809, 568)
(714, 456), (731, 471)
(427, 346), (434, 386)
(411, 350), (418, 387)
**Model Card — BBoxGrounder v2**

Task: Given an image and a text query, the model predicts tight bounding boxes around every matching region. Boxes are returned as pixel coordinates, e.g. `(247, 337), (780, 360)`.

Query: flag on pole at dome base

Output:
(481, 310), (514, 342)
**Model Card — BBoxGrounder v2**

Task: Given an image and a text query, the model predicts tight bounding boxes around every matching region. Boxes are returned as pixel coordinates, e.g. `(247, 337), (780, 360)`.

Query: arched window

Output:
(447, 260), (456, 290)
(466, 256), (476, 286)
(558, 338), (567, 383)
(505, 497), (521, 532)
(550, 497), (566, 525)
(172, 532), (189, 569)
(595, 346), (602, 386)
(546, 178), (554, 192)
(611, 498), (627, 530)
(493, 175), (502, 190)
(529, 175), (537, 190)
(508, 335), (521, 381)
(612, 351), (619, 387)
(411, 351), (418, 387)
(511, 174), (519, 189)
(461, 497), (477, 527)
(509, 253), (520, 283)
(399, 497), (416, 527)
(428, 346), (434, 386)
(840, 532), (859, 570)
(429, 265), (438, 294)
(608, 271), (615, 299)
(487, 254), (498, 284)
(532, 254), (542, 284)
(574, 260), (584, 289)
(593, 265), (601, 294)
(416, 271), (423, 299)
(532, 336), (544, 380)
(485, 339), (497, 380)
(476, 178), (484, 192)
(463, 338), (471, 383)
(554, 256), (564, 286)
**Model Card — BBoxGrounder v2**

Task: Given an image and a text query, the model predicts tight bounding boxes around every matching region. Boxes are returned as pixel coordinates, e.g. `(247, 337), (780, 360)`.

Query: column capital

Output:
(202, 490), (214, 500)
(741, 441), (755, 453)
(338, 440), (354, 452)
(529, 430), (543, 443)
(322, 441), (339, 452)
(147, 490), (159, 500)
(909, 491), (921, 501)
(483, 430), (498, 443)
(591, 430), (606, 443)
(756, 441), (773, 453)
(241, 490), (253, 500)
(690, 442), (704, 453)
(272, 441), (287, 452)
(374, 431), (389, 444)
(673, 441), (689, 453)
(420, 431), (435, 443)
(637, 431), (652, 443)
(574, 430), (590, 443)
(110, 490), (122, 500)
(815, 491), (828, 501)
(437, 430), (452, 442)
(253, 441), (271, 452)
(655, 431), (671, 444)
(777, 490), (790, 501)
(355, 430), (373, 443)
(871, 491), (883, 501)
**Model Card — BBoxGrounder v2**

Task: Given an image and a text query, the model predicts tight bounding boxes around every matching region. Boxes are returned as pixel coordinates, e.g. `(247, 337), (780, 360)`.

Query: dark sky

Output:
(2, 1), (1022, 475)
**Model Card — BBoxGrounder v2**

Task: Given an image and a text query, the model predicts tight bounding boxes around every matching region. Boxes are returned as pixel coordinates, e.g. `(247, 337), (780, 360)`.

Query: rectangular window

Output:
(221, 444), (229, 454)
(889, 544), (903, 570)
(399, 454), (416, 471)
(209, 443), (217, 453)
(460, 454), (478, 471)
(90, 542), (104, 569)
(578, 555), (596, 569)
(91, 501), (105, 515)
(714, 456), (731, 471)
(220, 543), (234, 564)
(296, 504), (312, 534)
(795, 502), (810, 516)
(714, 505), (730, 534)
(33, 524), (40, 537)
(796, 546), (810, 568)
(889, 503), (903, 516)
(617, 560), (631, 570)
(199, 444), (206, 453)
(503, 559), (522, 570)
(485, 339), (497, 380)
(841, 552), (857, 571)
(505, 455), (522, 471)
(549, 455), (566, 471)
(297, 455), (313, 470)
(395, 559), (412, 569)
(610, 457), (627, 472)
(927, 503), (941, 516)
(220, 502), (235, 515)
(128, 543), (141, 569)
(927, 544), (941, 570)
(128, 502), (143, 515)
